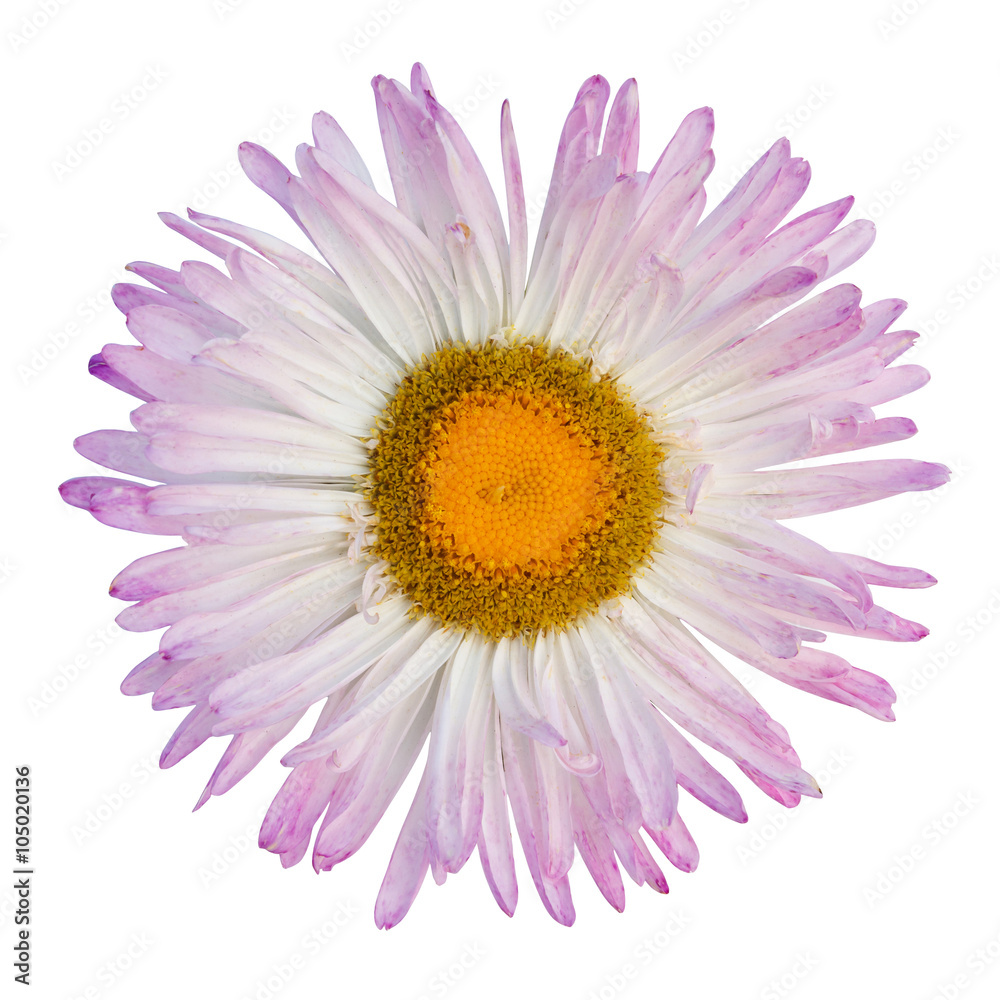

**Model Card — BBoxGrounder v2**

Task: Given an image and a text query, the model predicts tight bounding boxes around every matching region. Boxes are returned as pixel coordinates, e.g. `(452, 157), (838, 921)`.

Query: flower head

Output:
(61, 65), (947, 926)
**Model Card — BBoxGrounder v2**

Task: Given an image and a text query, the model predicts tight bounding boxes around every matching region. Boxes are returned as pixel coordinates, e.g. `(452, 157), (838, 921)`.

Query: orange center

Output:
(366, 341), (666, 639)
(421, 391), (613, 574)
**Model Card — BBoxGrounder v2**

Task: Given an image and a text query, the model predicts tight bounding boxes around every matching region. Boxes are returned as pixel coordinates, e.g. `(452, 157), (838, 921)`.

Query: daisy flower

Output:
(60, 65), (947, 927)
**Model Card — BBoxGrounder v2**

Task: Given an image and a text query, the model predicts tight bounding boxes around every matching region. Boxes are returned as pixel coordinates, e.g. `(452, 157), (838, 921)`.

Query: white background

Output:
(3, 0), (999, 997)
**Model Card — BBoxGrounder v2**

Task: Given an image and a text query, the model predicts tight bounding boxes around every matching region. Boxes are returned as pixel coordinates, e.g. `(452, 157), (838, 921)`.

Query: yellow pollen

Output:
(422, 392), (613, 572)
(365, 342), (667, 640)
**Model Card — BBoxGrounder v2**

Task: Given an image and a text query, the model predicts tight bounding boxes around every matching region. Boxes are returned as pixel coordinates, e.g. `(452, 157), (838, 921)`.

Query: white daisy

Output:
(61, 65), (947, 926)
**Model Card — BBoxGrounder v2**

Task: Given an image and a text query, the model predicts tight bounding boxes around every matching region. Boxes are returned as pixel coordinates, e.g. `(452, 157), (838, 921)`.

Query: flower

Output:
(60, 65), (948, 927)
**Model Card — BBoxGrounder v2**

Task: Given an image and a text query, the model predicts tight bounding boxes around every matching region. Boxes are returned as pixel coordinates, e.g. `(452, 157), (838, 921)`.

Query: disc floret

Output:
(366, 342), (666, 639)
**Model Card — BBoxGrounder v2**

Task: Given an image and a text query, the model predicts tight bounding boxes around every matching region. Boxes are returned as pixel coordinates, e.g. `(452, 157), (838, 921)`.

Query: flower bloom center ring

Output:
(367, 343), (665, 639)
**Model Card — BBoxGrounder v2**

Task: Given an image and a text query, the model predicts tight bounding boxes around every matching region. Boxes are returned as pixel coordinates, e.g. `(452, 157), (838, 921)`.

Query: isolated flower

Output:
(61, 65), (946, 927)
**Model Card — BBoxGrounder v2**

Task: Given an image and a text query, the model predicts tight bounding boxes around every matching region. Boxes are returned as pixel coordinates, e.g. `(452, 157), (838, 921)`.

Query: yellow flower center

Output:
(366, 342), (665, 640)
(422, 390), (614, 571)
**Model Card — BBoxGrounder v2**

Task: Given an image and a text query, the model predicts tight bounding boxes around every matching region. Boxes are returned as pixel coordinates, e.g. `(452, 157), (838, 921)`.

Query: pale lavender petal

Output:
(602, 78), (640, 174)
(477, 711), (518, 916)
(528, 75), (611, 284)
(374, 773), (431, 930)
(500, 99), (528, 318)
